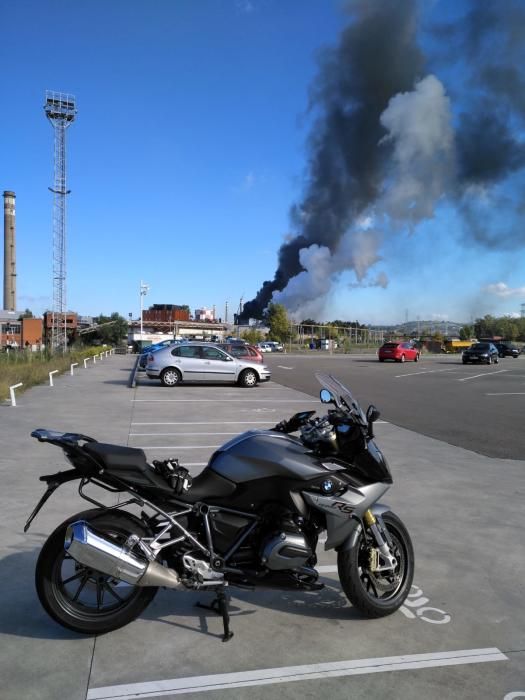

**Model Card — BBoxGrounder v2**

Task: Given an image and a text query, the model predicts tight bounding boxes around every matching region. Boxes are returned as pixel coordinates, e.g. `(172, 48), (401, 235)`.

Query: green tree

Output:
(266, 302), (290, 343)
(459, 325), (473, 340)
(241, 329), (264, 345)
(91, 312), (129, 346)
(19, 308), (34, 319)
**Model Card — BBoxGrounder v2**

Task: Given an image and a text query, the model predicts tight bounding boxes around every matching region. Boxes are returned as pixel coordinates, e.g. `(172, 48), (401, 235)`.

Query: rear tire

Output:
(160, 367), (181, 387)
(338, 511), (414, 618)
(399, 354), (406, 363)
(35, 510), (158, 635)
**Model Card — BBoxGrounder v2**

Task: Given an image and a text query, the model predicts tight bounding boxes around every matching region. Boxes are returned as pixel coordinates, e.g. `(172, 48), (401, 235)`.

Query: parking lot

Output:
(1, 354), (524, 700)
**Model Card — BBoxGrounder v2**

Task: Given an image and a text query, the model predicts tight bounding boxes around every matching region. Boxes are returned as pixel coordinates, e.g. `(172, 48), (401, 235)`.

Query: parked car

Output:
(138, 339), (181, 369)
(214, 343), (264, 363)
(145, 342), (271, 387)
(462, 343), (499, 364)
(267, 341), (285, 352)
(495, 343), (520, 359)
(257, 342), (273, 353)
(378, 342), (420, 363)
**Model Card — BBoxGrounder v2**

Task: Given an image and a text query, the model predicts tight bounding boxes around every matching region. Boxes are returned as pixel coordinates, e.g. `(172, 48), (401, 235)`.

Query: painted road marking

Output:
(458, 370), (509, 382)
(86, 648), (507, 700)
(132, 445), (221, 450)
(486, 392), (525, 396)
(132, 399), (319, 403)
(394, 369), (458, 379)
(130, 432), (240, 437)
(278, 365), (294, 369)
(131, 421), (273, 425)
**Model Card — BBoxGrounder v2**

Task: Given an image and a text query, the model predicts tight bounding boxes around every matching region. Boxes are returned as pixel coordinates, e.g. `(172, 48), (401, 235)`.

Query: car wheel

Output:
(379, 358), (384, 362)
(160, 367), (181, 387)
(400, 354), (406, 363)
(414, 353), (420, 362)
(238, 369), (258, 388)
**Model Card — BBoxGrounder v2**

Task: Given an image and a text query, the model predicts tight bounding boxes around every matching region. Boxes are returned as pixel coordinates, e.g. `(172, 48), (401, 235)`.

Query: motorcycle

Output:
(25, 372), (414, 641)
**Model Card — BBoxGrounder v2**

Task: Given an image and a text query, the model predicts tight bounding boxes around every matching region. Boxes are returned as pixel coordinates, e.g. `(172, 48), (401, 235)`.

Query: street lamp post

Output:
(140, 281), (149, 340)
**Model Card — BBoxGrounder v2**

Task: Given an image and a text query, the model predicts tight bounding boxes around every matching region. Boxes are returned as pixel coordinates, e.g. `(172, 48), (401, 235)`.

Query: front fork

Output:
(363, 509), (397, 572)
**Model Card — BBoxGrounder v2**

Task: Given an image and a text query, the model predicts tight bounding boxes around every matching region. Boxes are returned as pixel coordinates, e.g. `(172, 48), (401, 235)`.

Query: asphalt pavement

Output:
(1, 354), (524, 700)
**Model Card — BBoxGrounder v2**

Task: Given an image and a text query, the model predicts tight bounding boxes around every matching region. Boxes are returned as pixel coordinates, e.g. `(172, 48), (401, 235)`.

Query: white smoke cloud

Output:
(485, 282), (525, 297)
(380, 75), (454, 225)
(273, 228), (387, 315)
(273, 75), (455, 315)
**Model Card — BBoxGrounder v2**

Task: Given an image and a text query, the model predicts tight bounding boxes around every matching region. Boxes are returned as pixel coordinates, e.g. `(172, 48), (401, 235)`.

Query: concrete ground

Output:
(1, 354), (524, 700)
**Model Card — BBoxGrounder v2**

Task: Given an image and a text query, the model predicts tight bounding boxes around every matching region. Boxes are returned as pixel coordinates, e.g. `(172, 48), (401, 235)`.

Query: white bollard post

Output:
(99, 352), (104, 359)
(93, 355), (96, 364)
(9, 382), (23, 407)
(105, 350), (109, 357)
(49, 370), (59, 387)
(83, 357), (90, 369)
(70, 362), (79, 375)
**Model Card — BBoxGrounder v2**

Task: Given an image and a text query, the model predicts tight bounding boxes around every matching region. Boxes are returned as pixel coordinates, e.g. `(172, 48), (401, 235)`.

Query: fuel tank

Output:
(209, 430), (328, 484)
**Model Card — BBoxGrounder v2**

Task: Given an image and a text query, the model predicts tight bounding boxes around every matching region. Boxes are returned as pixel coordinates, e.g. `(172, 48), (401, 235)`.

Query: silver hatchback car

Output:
(145, 342), (271, 387)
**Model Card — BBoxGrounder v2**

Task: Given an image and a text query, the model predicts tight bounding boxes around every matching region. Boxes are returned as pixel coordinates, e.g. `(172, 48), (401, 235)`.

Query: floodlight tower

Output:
(44, 91), (77, 352)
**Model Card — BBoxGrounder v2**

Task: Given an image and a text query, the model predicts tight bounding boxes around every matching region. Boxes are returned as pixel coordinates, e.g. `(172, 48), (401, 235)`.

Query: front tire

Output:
(238, 369), (258, 387)
(35, 510), (158, 635)
(338, 511), (414, 618)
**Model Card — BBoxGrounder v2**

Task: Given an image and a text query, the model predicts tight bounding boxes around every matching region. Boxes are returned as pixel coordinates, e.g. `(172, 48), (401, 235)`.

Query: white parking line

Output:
(130, 432), (239, 437)
(458, 370), (509, 382)
(131, 421), (273, 425)
(486, 392), (525, 396)
(132, 399), (318, 403)
(86, 648), (506, 699)
(278, 365), (294, 369)
(394, 369), (457, 379)
(133, 445), (221, 449)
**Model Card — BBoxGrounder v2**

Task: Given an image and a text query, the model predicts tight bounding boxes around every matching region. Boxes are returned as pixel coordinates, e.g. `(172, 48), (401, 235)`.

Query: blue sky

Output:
(2, 0), (524, 325)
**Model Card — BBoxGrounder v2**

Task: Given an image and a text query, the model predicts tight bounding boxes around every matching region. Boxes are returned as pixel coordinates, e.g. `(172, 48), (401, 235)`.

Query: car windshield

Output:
(315, 372), (367, 425)
(472, 344), (489, 350)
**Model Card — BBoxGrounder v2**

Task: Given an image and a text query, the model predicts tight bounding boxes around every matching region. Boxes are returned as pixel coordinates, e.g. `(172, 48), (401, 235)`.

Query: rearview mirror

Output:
(320, 388), (334, 404)
(366, 405), (380, 423)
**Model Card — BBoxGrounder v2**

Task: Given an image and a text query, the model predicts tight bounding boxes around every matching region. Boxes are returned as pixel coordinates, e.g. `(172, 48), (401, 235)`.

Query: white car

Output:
(257, 342), (273, 353)
(145, 342), (271, 387)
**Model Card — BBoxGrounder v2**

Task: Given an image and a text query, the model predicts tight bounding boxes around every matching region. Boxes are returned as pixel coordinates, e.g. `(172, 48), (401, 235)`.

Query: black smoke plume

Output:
(243, 0), (525, 319)
(243, 0), (425, 318)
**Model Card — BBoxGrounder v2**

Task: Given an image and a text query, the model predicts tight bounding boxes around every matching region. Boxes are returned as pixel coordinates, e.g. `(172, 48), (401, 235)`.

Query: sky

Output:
(1, 0), (525, 325)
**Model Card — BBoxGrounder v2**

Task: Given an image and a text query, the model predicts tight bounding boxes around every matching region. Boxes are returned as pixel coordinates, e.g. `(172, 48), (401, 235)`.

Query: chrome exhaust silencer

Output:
(64, 520), (182, 588)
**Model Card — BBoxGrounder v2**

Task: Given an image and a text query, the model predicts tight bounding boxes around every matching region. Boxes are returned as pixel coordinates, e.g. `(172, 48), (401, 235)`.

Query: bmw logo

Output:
(321, 479), (334, 494)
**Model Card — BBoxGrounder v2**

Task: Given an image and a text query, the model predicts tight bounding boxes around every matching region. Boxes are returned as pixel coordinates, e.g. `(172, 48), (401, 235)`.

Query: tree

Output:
(19, 308), (34, 319)
(241, 329), (264, 345)
(90, 313), (129, 346)
(459, 325), (473, 340)
(266, 303), (290, 343)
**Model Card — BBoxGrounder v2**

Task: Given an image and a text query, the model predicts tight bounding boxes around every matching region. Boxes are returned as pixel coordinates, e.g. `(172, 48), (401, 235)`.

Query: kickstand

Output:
(195, 585), (234, 642)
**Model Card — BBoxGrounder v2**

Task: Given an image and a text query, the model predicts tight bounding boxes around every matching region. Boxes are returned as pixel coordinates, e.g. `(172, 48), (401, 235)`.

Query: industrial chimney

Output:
(3, 191), (16, 311)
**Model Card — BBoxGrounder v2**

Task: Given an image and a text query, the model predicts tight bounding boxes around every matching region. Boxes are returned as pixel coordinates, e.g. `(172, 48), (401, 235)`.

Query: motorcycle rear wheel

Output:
(35, 509), (158, 635)
(338, 511), (414, 617)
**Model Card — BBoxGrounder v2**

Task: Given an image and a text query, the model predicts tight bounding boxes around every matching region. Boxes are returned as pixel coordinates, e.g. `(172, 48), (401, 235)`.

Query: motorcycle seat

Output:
(82, 443), (172, 492)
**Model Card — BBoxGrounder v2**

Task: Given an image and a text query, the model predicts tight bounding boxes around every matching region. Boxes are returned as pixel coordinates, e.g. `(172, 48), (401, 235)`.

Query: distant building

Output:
(194, 307), (215, 321)
(0, 310), (43, 349)
(143, 304), (190, 323)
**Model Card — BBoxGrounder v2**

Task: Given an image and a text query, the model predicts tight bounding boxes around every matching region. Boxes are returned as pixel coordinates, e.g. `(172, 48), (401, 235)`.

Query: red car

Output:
(378, 342), (420, 363)
(214, 343), (264, 364)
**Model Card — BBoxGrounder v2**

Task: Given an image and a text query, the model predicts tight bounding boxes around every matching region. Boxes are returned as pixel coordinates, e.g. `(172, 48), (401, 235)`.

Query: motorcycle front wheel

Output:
(338, 511), (414, 617)
(35, 509), (158, 635)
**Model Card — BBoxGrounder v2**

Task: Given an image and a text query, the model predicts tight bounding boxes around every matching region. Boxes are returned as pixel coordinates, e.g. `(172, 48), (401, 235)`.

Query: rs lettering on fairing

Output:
(332, 502), (354, 514)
